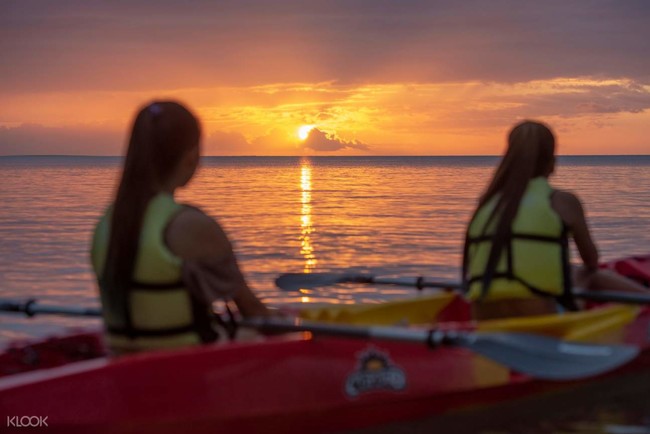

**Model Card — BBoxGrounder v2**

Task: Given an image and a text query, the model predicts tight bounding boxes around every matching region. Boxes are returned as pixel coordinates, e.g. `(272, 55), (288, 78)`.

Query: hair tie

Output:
(148, 103), (163, 117)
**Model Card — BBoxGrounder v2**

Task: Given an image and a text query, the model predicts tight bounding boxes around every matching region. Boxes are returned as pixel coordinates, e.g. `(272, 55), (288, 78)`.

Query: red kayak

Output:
(1, 255), (649, 434)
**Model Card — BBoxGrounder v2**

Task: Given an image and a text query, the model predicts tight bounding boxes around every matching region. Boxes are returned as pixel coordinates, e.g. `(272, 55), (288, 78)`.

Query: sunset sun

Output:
(298, 125), (315, 141)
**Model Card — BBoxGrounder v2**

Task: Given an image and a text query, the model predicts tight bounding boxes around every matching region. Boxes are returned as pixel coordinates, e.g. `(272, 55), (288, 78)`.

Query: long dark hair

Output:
(103, 101), (200, 326)
(462, 120), (556, 293)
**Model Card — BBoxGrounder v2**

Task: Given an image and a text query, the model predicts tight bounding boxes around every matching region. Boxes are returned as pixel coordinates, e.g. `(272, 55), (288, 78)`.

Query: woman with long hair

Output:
(463, 120), (647, 320)
(91, 101), (268, 354)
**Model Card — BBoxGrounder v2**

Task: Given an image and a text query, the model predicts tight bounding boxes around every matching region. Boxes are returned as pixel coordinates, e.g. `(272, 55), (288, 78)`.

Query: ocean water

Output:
(1, 155), (649, 432)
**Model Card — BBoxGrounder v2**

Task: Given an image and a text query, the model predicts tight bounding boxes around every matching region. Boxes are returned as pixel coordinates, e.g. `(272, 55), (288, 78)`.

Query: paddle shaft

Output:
(383, 280), (650, 305)
(367, 276), (463, 290)
(277, 273), (650, 305)
(380, 279), (650, 305)
(242, 317), (435, 344)
(573, 290), (650, 305)
(0, 300), (436, 343)
(0, 300), (101, 317)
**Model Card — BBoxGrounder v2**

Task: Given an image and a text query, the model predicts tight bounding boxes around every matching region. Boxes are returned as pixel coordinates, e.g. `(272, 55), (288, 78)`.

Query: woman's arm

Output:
(165, 207), (269, 317)
(551, 190), (599, 270)
(552, 190), (649, 293)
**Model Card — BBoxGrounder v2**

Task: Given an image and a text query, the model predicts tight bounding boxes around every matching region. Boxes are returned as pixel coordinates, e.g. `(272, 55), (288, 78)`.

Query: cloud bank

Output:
(303, 129), (368, 152)
(0, 124), (123, 155)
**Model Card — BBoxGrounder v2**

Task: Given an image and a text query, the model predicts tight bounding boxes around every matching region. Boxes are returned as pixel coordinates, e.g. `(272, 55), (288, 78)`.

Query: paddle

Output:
(0, 299), (101, 317)
(0, 298), (640, 381)
(275, 273), (463, 292)
(275, 272), (650, 305)
(242, 317), (639, 380)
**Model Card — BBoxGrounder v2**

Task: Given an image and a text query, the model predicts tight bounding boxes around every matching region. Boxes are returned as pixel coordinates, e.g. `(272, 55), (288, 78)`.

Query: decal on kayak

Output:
(345, 347), (406, 397)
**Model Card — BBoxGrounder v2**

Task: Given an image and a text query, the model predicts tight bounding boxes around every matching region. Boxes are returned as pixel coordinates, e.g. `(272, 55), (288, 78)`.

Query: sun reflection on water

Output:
(300, 159), (317, 273)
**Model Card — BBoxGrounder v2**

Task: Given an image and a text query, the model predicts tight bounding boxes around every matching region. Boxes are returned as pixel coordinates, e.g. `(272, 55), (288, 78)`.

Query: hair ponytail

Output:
(103, 101), (200, 328)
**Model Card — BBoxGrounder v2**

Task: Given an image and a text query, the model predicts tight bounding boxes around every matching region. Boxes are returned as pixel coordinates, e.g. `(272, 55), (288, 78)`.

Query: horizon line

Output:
(1, 154), (650, 158)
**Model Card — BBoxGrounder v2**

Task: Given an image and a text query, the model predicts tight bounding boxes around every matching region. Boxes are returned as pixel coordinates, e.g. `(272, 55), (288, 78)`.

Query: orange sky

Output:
(1, 2), (649, 156)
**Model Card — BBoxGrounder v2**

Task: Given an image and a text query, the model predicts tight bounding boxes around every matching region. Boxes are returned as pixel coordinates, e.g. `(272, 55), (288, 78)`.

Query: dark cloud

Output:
(1, 1), (649, 93)
(0, 123), (123, 155)
(574, 102), (642, 114)
(303, 128), (368, 152)
(203, 131), (255, 156)
(525, 84), (650, 117)
(0, 124), (303, 156)
(441, 80), (650, 130)
(0, 118), (371, 156)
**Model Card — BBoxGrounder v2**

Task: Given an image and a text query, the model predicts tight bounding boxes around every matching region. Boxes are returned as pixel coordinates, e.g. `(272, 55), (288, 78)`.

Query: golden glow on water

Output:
(2, 157), (650, 333)
(300, 159), (317, 274)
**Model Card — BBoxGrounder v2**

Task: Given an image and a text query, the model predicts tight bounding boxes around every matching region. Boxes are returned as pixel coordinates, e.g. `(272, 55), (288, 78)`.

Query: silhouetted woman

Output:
(463, 120), (647, 320)
(91, 101), (268, 354)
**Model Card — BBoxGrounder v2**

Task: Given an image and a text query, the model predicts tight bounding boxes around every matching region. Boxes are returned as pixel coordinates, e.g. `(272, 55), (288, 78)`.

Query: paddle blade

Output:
(275, 273), (371, 291)
(453, 332), (639, 380)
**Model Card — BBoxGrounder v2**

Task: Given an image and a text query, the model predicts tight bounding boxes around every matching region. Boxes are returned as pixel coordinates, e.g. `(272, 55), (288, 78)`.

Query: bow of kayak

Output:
(2, 316), (649, 434)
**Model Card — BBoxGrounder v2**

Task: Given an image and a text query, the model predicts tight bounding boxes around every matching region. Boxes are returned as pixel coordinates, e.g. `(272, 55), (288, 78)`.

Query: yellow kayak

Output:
(300, 292), (640, 343)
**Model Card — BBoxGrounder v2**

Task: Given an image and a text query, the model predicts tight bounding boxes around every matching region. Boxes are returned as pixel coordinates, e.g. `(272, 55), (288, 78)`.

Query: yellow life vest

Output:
(91, 193), (217, 353)
(464, 177), (574, 307)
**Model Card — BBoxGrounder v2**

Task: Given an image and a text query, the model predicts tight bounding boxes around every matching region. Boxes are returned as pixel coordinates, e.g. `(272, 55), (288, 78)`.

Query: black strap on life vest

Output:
(556, 226), (578, 311)
(213, 302), (239, 341)
(464, 226), (577, 311)
(104, 204), (220, 343)
(190, 293), (220, 343)
(107, 279), (218, 343)
(129, 281), (187, 291)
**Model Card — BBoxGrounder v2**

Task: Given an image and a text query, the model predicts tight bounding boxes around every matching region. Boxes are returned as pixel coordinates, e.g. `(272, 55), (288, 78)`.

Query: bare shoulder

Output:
(165, 206), (232, 260)
(552, 190), (583, 208)
(551, 189), (585, 227)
